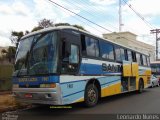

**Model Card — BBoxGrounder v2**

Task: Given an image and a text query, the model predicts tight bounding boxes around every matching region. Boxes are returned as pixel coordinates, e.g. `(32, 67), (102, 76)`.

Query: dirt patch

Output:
(0, 93), (31, 113)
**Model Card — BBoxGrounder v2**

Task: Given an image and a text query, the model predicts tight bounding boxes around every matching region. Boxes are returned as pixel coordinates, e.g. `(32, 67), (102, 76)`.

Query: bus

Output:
(151, 61), (160, 80)
(12, 26), (151, 107)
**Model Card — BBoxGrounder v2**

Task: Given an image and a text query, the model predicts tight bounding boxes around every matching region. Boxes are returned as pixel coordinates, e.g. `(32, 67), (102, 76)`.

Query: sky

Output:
(0, 0), (159, 47)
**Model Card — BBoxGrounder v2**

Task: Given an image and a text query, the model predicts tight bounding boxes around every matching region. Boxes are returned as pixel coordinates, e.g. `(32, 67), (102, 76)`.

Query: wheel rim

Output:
(88, 88), (97, 103)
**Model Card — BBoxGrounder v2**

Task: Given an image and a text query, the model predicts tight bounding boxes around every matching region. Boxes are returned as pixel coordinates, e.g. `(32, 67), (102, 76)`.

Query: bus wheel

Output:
(138, 79), (144, 93)
(84, 84), (99, 107)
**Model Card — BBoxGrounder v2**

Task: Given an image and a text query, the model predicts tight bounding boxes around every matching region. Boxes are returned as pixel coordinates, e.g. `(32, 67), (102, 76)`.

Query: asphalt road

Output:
(1, 87), (160, 120)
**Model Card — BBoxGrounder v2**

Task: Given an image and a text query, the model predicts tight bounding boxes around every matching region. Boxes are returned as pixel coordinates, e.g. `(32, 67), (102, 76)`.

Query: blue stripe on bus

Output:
(61, 78), (121, 98)
(60, 80), (86, 84)
(63, 90), (84, 98)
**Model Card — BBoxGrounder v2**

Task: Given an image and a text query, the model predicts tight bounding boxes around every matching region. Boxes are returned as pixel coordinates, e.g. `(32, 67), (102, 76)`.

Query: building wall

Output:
(103, 32), (155, 62)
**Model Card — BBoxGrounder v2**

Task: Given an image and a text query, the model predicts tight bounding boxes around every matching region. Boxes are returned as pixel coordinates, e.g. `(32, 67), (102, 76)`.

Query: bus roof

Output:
(21, 26), (149, 56)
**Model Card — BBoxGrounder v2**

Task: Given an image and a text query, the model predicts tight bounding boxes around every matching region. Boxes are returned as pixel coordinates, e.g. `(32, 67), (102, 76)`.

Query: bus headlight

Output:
(13, 84), (19, 88)
(40, 83), (56, 88)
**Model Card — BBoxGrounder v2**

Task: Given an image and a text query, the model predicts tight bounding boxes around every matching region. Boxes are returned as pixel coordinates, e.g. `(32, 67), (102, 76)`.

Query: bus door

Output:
(122, 60), (139, 92)
(60, 31), (81, 74)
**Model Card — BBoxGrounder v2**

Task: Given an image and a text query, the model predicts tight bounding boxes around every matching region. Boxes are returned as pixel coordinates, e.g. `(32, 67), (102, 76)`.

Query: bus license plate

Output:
(25, 93), (32, 98)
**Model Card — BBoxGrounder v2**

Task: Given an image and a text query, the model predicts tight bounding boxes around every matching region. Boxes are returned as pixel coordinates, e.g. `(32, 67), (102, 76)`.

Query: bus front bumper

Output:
(12, 87), (62, 105)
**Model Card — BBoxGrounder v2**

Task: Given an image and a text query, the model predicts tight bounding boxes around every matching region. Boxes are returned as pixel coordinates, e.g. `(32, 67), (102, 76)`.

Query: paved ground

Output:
(1, 87), (160, 120)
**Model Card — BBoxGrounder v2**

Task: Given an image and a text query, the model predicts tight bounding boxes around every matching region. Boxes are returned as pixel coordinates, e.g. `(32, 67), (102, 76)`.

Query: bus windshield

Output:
(13, 31), (58, 76)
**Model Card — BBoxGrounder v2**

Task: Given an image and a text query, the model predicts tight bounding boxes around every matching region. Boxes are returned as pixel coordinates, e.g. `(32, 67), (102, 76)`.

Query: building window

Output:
(99, 41), (114, 60)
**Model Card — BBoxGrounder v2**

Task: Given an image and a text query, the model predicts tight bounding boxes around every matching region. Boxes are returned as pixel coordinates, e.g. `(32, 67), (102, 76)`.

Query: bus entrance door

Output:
(122, 61), (139, 92)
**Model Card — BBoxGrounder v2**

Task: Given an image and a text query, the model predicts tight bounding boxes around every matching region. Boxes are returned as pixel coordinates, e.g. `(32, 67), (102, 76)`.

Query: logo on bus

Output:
(102, 63), (122, 72)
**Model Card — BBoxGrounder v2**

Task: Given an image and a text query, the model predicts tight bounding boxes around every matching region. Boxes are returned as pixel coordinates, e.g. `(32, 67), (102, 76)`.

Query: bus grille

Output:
(19, 85), (40, 88)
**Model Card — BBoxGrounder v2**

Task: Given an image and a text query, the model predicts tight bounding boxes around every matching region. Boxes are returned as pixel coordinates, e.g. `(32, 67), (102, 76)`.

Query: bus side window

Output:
(146, 56), (150, 66)
(142, 55), (147, 66)
(85, 36), (99, 57)
(140, 54), (143, 66)
(124, 49), (128, 61)
(136, 53), (141, 65)
(99, 41), (114, 60)
(132, 51), (136, 62)
(120, 48), (125, 61)
(115, 46), (122, 61)
(127, 50), (132, 62)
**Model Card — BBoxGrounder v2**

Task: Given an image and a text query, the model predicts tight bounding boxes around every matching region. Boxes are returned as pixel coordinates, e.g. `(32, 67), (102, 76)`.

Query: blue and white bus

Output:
(12, 26), (151, 107)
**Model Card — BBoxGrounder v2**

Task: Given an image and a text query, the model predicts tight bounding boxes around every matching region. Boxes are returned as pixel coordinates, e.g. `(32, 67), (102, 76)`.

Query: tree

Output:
(38, 18), (54, 28)
(10, 31), (24, 48)
(55, 23), (70, 27)
(6, 46), (16, 63)
(10, 18), (86, 48)
(72, 24), (86, 31)
(1, 49), (7, 54)
(31, 26), (43, 32)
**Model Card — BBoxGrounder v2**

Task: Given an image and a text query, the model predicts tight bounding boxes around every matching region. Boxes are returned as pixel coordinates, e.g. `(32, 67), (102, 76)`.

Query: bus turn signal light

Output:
(40, 83), (56, 88)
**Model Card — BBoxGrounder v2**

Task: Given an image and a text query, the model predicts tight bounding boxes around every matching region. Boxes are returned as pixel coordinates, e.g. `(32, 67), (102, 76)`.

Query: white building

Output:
(103, 31), (155, 62)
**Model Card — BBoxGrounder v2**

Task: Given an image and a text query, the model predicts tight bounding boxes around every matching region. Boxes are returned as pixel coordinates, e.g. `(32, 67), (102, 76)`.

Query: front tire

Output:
(84, 84), (99, 107)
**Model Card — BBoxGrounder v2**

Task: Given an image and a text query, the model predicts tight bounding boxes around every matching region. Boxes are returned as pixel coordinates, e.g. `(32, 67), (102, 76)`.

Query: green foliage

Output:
(6, 46), (16, 62)
(0, 65), (13, 91)
(10, 18), (86, 47)
(31, 26), (43, 32)
(55, 23), (70, 27)
(1, 49), (7, 54)
(10, 31), (24, 47)
(72, 24), (86, 31)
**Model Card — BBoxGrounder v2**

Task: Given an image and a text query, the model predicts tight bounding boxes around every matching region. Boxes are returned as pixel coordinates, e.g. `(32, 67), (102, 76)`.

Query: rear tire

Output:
(84, 84), (99, 107)
(138, 80), (144, 93)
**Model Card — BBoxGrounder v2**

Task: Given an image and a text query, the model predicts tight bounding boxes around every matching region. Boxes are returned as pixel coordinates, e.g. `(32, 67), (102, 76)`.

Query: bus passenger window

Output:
(142, 55), (147, 66)
(115, 46), (122, 61)
(140, 54), (143, 65)
(136, 53), (141, 65)
(85, 37), (99, 57)
(127, 50), (132, 62)
(120, 48), (125, 61)
(132, 52), (136, 62)
(146, 56), (150, 66)
(99, 41), (114, 60)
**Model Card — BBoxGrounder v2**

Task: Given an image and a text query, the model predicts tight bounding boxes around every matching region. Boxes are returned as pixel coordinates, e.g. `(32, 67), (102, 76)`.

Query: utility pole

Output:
(119, 0), (122, 32)
(150, 29), (160, 60)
